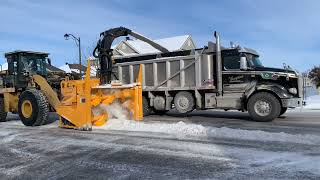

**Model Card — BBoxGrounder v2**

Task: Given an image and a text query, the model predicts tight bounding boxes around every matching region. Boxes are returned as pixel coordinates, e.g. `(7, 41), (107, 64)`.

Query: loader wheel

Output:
(174, 91), (195, 114)
(142, 96), (151, 116)
(247, 92), (281, 122)
(0, 97), (7, 122)
(18, 89), (49, 126)
(279, 107), (288, 116)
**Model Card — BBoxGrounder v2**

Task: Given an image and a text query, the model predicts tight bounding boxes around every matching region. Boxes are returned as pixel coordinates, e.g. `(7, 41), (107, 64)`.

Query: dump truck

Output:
(107, 30), (303, 122)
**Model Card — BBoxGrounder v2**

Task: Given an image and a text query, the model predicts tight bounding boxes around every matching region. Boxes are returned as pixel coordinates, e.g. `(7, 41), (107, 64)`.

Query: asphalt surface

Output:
(0, 110), (320, 179)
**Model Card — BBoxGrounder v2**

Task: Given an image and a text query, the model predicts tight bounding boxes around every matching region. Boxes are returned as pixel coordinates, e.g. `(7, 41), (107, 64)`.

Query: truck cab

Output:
(221, 46), (302, 120)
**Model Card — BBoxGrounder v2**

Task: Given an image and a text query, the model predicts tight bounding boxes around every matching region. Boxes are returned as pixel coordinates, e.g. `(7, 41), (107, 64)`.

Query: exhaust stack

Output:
(214, 31), (222, 96)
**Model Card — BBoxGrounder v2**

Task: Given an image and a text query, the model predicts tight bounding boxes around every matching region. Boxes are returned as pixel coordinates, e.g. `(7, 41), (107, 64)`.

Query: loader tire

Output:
(18, 89), (49, 126)
(174, 91), (195, 114)
(279, 107), (288, 116)
(0, 97), (7, 122)
(142, 96), (151, 116)
(247, 92), (281, 122)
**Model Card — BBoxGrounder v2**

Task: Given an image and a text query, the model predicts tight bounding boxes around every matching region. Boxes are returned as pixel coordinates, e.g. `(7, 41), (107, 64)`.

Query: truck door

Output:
(222, 54), (250, 93)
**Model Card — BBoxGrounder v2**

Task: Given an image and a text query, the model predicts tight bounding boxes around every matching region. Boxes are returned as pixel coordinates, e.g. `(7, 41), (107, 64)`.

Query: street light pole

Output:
(64, 33), (82, 66)
(78, 37), (81, 66)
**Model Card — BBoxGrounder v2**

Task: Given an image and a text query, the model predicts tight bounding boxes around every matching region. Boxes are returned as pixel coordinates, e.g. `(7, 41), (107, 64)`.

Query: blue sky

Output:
(0, 0), (319, 72)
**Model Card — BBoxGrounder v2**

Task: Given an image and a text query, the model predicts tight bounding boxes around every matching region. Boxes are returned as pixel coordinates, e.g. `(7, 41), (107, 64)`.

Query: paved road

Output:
(0, 110), (320, 179)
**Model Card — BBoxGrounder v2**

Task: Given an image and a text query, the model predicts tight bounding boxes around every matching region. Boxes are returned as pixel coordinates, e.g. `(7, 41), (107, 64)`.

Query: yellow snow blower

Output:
(55, 61), (143, 130)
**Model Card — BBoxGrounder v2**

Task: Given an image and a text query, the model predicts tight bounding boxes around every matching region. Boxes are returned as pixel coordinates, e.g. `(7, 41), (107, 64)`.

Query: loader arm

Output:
(32, 75), (60, 110)
(93, 27), (169, 84)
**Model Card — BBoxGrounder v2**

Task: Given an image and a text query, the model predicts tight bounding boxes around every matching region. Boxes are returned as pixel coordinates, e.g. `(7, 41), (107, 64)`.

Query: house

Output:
(112, 35), (196, 57)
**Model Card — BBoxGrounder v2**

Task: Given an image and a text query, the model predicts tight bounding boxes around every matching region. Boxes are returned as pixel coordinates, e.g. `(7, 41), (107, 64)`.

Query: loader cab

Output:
(4, 51), (49, 88)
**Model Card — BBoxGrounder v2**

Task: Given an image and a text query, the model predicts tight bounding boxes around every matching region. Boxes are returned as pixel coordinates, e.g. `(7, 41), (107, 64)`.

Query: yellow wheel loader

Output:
(0, 27), (168, 130)
(0, 51), (57, 126)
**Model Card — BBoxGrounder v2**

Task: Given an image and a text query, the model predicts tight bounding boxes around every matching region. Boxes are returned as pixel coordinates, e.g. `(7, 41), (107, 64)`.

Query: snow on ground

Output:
(95, 118), (320, 145)
(304, 95), (320, 109)
(95, 119), (207, 137)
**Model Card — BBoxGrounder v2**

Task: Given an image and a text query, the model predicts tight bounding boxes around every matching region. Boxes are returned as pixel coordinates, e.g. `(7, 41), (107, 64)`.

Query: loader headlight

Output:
(288, 88), (297, 95)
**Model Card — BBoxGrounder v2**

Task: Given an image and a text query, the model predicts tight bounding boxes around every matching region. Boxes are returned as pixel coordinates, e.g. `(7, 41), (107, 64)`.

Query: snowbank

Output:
(94, 119), (320, 145)
(304, 95), (320, 109)
(95, 119), (207, 137)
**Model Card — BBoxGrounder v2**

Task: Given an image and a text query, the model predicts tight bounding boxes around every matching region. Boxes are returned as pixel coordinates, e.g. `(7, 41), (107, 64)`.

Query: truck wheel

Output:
(0, 97), (7, 122)
(174, 91), (195, 114)
(143, 96), (151, 116)
(247, 92), (281, 122)
(279, 107), (288, 116)
(18, 89), (49, 126)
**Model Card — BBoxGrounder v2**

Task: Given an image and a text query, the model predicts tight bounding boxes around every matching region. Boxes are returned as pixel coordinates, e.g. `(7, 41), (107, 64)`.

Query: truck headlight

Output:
(288, 88), (297, 95)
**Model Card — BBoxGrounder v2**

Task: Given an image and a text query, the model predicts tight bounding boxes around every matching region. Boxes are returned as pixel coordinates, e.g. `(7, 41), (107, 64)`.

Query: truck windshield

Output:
(246, 54), (263, 68)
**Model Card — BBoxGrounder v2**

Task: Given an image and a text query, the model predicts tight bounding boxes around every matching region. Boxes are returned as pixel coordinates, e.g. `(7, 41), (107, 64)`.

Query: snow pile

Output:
(304, 95), (320, 109)
(95, 120), (320, 144)
(95, 119), (208, 137)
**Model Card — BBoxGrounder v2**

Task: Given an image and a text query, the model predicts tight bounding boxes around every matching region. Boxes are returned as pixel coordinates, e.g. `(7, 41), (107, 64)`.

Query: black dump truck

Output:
(109, 31), (303, 122)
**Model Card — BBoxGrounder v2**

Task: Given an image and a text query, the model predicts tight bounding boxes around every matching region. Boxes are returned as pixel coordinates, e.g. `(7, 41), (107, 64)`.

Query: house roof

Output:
(154, 35), (191, 51)
(68, 64), (87, 72)
(115, 35), (194, 55)
(59, 64), (72, 73)
(45, 63), (64, 72)
(59, 63), (86, 74)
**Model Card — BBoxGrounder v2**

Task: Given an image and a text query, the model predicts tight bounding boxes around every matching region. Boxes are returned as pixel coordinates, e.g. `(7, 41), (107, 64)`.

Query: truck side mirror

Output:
(240, 56), (248, 70)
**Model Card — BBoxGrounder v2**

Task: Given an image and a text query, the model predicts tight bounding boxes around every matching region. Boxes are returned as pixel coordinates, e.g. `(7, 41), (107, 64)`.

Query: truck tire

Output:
(0, 97), (7, 122)
(143, 96), (151, 116)
(18, 89), (49, 126)
(279, 107), (288, 116)
(247, 92), (281, 122)
(174, 91), (195, 114)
